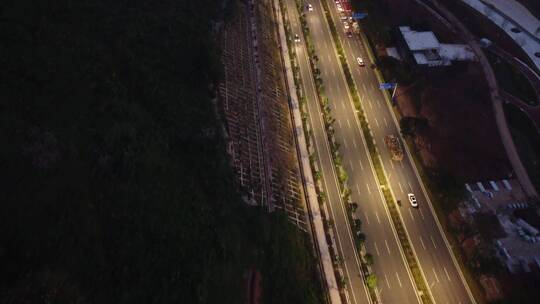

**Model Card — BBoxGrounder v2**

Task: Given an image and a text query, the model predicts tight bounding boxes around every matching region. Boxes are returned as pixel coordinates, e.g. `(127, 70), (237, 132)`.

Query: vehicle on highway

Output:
(343, 22), (349, 30)
(384, 134), (403, 160)
(347, 31), (353, 38)
(294, 34), (300, 43)
(307, 3), (313, 11)
(337, 4), (343, 12)
(356, 57), (364, 66)
(340, 15), (348, 21)
(408, 193), (418, 208)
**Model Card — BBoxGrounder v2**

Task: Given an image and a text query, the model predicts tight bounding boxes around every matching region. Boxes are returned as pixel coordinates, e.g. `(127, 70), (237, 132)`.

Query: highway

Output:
(323, 0), (475, 303)
(284, 0), (420, 303)
(284, 0), (477, 303)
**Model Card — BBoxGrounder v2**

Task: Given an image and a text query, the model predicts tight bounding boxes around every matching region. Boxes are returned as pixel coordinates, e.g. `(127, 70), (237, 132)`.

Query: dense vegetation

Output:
(0, 0), (322, 303)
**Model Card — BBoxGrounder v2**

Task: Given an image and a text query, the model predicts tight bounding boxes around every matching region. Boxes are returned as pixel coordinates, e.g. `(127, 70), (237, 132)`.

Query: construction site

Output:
(218, 0), (307, 230)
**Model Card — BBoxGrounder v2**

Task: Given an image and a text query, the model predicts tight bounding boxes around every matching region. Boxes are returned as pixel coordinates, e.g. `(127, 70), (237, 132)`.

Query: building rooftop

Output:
(399, 26), (440, 51)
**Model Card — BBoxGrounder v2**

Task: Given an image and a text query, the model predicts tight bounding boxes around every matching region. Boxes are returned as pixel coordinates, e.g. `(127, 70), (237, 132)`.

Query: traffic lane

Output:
(398, 160), (472, 303)
(363, 98), (469, 303)
(336, 113), (418, 303)
(329, 77), (419, 304)
(306, 9), (420, 304)
(285, 1), (371, 303)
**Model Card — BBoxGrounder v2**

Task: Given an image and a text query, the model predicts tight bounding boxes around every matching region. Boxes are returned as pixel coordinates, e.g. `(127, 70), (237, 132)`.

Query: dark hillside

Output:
(0, 1), (322, 303)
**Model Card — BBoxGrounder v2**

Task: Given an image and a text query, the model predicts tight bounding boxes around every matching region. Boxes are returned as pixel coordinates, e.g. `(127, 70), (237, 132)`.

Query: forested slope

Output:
(0, 0), (322, 303)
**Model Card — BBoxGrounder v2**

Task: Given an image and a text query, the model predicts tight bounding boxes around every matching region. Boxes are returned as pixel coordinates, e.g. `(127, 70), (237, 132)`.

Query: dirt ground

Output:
(395, 62), (512, 181)
(375, 0), (512, 181)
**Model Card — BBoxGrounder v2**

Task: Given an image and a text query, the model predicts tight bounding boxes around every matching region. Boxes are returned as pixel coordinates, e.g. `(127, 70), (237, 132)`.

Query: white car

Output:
(343, 22), (349, 30)
(356, 57), (364, 66)
(337, 4), (343, 12)
(408, 193), (418, 208)
(308, 4), (313, 11)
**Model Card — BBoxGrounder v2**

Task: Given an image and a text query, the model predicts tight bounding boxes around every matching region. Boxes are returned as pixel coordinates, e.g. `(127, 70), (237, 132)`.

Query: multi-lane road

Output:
(283, 0), (476, 303)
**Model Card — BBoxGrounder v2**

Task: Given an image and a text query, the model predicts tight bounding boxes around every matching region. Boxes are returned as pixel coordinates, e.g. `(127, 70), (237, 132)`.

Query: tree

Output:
(366, 274), (378, 289)
(350, 202), (359, 213)
(354, 219), (362, 230)
(364, 253), (374, 266)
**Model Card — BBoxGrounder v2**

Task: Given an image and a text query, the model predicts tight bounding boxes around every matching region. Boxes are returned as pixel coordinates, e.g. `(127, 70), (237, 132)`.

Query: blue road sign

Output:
(352, 12), (368, 20)
(379, 83), (396, 90)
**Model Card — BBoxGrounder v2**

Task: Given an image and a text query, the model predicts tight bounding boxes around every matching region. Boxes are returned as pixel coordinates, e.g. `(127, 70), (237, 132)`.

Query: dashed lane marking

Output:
(431, 236), (438, 249)
(409, 208), (415, 222)
(384, 274), (391, 288)
(395, 272), (402, 287)
(385, 239), (391, 254)
(420, 237), (426, 250)
(433, 268), (440, 283)
(444, 267), (452, 282)
(375, 211), (381, 224)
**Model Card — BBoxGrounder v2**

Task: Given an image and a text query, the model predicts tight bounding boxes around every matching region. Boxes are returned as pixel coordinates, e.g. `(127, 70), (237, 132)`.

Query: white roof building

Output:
(398, 26), (476, 67)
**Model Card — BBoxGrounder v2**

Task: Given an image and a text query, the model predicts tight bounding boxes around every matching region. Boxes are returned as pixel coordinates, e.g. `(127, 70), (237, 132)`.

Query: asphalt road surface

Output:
(323, 0), (475, 303)
(284, 0), (422, 303)
(284, 0), (476, 303)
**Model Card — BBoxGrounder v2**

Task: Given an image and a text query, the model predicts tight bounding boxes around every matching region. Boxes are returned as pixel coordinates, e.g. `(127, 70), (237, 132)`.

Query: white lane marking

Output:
(444, 267), (452, 282)
(347, 118), (351, 128)
(366, 183), (371, 194)
(433, 268), (440, 283)
(341, 101), (346, 110)
(343, 140), (348, 149)
(338, 120), (342, 129)
(378, 100), (382, 108)
(332, 69), (336, 77)
(419, 208), (425, 221)
(390, 159), (395, 169)
(398, 182), (404, 193)
(327, 54), (331, 62)
(353, 138), (357, 148)
(358, 159), (364, 171)
(395, 272), (403, 287)
(369, 99), (373, 109)
(362, 83), (367, 91)
(409, 208), (415, 222)
(349, 159), (354, 172)
(420, 237), (426, 250)
(408, 181), (413, 192)
(375, 211), (381, 224)
(384, 274), (391, 288)
(374, 242), (380, 256)
(356, 183), (362, 194)
(431, 236), (438, 249)
(385, 239), (391, 254)
(365, 212), (371, 225)
(384, 117), (389, 127)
